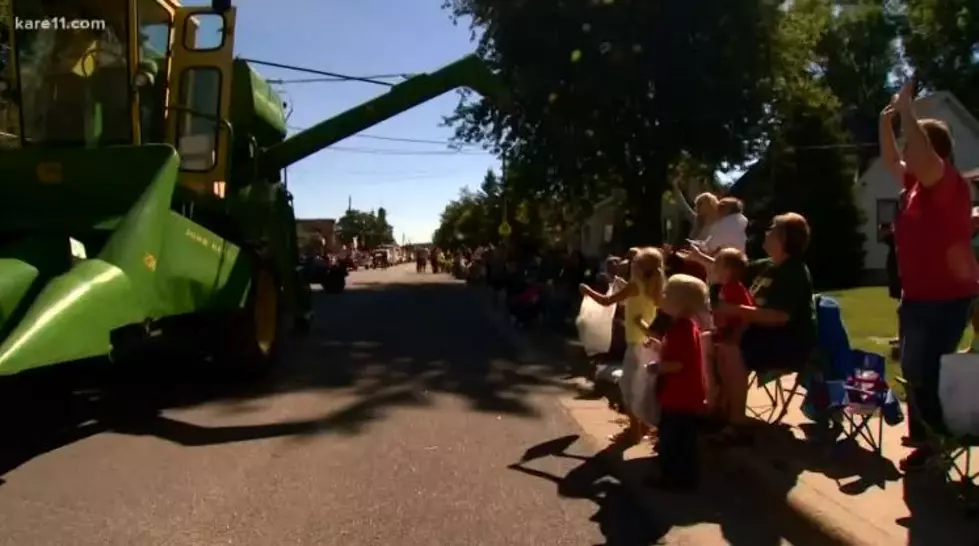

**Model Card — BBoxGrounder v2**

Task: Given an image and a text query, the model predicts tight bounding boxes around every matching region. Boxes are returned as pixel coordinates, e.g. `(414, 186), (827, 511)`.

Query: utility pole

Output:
(347, 195), (352, 212)
(498, 154), (511, 241)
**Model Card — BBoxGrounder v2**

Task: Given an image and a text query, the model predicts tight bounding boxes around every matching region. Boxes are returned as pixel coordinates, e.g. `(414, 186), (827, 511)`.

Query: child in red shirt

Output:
(643, 274), (709, 490)
(713, 247), (754, 341)
(709, 248), (754, 414)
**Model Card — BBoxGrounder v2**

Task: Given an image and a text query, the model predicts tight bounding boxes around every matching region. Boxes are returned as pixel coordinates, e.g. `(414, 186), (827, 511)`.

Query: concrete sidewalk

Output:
(475, 287), (979, 545)
(728, 381), (979, 545)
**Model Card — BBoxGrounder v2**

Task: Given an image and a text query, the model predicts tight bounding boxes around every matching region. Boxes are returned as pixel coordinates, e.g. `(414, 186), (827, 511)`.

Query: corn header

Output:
(0, 0), (503, 376)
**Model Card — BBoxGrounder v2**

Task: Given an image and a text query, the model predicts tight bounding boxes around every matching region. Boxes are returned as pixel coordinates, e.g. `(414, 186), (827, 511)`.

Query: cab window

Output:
(13, 0), (133, 146)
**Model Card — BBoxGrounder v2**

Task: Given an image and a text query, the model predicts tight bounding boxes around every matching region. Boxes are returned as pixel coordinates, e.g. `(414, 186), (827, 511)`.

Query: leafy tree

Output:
(746, 0), (866, 288)
(442, 0), (782, 245)
(432, 168), (553, 252)
(336, 208), (395, 249)
(818, 0), (901, 168)
(900, 0), (979, 111)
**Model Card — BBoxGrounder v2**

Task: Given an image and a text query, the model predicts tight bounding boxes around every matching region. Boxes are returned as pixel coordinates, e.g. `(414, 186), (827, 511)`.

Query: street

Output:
(0, 265), (791, 546)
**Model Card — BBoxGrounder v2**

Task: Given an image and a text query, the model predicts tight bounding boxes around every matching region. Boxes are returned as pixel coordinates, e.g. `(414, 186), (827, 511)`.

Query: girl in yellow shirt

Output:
(581, 247), (665, 444)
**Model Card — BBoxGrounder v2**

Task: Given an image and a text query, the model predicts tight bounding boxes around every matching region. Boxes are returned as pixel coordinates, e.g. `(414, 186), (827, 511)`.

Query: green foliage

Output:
(432, 168), (560, 252)
(901, 0), (979, 112)
(761, 101), (867, 289)
(441, 0), (782, 245)
(818, 1), (901, 166)
(735, 1), (867, 288)
(336, 208), (395, 249)
(436, 0), (972, 284)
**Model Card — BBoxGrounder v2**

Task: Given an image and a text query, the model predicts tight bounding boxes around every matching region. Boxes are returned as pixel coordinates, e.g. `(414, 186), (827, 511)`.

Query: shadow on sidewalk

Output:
(509, 435), (791, 546)
(757, 423), (902, 495)
(899, 472), (979, 545)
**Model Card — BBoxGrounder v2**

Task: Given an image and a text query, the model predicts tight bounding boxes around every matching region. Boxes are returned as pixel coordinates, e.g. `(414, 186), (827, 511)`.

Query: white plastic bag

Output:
(575, 290), (616, 356)
(631, 344), (660, 426)
(939, 353), (979, 436)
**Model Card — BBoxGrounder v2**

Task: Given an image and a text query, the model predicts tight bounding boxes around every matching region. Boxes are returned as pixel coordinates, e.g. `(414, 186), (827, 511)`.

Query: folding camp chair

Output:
(837, 350), (893, 455)
(745, 295), (849, 424)
(897, 355), (979, 513)
(747, 369), (804, 424)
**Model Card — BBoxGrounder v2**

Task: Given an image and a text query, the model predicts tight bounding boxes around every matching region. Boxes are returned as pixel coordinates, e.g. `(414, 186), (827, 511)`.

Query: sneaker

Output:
(899, 447), (934, 472)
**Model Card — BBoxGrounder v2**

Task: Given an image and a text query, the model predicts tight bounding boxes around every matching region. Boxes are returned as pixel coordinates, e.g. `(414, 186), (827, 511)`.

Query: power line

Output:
(327, 145), (488, 156)
(350, 133), (476, 146)
(270, 74), (416, 84)
(240, 57), (397, 87)
(286, 124), (482, 147)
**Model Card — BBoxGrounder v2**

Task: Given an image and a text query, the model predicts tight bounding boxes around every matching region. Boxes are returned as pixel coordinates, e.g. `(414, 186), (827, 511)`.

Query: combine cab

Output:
(0, 0), (504, 378)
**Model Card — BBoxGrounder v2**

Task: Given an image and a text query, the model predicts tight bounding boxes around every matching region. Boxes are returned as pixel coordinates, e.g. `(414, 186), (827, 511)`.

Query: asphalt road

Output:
(0, 265), (794, 545)
(0, 265), (653, 545)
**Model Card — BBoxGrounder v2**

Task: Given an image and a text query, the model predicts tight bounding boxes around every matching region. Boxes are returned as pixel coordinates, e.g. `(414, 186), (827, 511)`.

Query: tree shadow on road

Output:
(0, 279), (580, 482)
(507, 434), (793, 546)
(507, 435), (669, 545)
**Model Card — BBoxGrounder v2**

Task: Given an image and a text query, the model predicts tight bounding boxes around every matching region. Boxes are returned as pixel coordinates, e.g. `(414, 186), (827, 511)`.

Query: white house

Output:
(571, 178), (714, 259)
(574, 192), (621, 258)
(857, 91), (979, 275)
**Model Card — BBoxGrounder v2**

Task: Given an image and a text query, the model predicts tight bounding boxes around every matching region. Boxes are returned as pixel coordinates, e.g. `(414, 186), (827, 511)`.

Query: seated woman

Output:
(704, 212), (816, 444)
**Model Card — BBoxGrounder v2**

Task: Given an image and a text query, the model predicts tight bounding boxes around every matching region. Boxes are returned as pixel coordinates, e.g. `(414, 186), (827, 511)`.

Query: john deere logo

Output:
(36, 162), (62, 183)
(143, 253), (157, 271)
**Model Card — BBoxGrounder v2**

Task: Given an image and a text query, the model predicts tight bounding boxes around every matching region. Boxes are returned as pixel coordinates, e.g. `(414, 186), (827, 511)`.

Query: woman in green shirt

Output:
(712, 213), (817, 444)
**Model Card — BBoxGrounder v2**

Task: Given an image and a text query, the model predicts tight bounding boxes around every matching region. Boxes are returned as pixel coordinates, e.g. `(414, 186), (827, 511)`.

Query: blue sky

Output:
(230, 0), (499, 244)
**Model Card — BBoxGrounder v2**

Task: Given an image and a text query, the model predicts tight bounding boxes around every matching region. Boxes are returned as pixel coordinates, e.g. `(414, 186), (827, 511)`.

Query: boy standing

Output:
(644, 274), (709, 490)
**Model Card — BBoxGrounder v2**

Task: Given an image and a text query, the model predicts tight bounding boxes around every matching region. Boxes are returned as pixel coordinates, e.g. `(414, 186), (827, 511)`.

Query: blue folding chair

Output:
(838, 350), (902, 455)
(749, 295), (849, 425)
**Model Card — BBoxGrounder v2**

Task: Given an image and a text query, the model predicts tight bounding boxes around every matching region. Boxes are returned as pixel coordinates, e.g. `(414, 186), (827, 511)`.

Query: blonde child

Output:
(643, 274), (710, 490)
(581, 247), (665, 444)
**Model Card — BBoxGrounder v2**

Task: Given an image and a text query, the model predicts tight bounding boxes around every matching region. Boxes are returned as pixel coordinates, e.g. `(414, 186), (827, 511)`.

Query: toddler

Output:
(710, 247), (754, 412)
(643, 274), (709, 490)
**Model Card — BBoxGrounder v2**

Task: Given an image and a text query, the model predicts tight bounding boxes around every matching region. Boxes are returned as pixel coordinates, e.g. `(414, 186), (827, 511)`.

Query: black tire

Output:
(229, 261), (282, 373)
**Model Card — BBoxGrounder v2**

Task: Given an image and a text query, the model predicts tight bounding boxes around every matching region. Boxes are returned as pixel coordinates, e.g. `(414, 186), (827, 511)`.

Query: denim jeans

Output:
(899, 297), (973, 440)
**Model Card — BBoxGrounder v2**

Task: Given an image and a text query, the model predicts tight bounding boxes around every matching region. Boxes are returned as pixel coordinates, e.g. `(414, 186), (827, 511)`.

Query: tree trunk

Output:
(623, 162), (666, 247)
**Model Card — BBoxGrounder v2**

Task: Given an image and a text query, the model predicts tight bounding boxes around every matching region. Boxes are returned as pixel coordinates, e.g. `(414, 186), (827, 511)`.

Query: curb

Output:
(472, 286), (882, 546)
(714, 448), (889, 546)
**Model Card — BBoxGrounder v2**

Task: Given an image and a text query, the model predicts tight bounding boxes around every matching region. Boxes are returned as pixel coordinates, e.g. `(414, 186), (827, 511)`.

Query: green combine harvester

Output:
(0, 0), (502, 378)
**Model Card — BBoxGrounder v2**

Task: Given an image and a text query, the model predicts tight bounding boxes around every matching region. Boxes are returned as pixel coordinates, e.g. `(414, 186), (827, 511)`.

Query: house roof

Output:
(730, 91), (979, 196)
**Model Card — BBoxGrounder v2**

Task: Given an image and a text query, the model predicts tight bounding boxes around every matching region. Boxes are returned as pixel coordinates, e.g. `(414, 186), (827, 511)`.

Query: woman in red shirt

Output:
(880, 80), (978, 471)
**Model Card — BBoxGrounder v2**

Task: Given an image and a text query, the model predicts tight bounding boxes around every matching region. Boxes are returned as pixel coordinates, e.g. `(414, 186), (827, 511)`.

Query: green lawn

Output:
(824, 287), (972, 399)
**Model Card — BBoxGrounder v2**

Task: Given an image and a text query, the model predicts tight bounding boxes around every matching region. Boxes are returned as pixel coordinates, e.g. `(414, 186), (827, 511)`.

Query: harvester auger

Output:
(0, 0), (505, 378)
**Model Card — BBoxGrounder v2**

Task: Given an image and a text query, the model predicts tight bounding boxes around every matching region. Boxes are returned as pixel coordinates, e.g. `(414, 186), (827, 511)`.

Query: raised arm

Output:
(879, 99), (905, 184)
(580, 280), (637, 306)
(671, 180), (697, 221)
(896, 79), (946, 187)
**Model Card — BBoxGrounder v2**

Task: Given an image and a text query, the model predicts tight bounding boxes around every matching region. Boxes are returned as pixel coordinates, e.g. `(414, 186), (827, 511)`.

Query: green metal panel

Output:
(0, 143), (253, 375)
(0, 260), (144, 375)
(0, 145), (181, 235)
(259, 54), (506, 174)
(0, 260), (39, 339)
(230, 59), (287, 147)
(155, 212), (251, 316)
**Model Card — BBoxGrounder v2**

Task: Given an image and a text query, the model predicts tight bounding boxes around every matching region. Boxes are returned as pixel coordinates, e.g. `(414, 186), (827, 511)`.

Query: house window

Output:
(876, 199), (899, 226)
